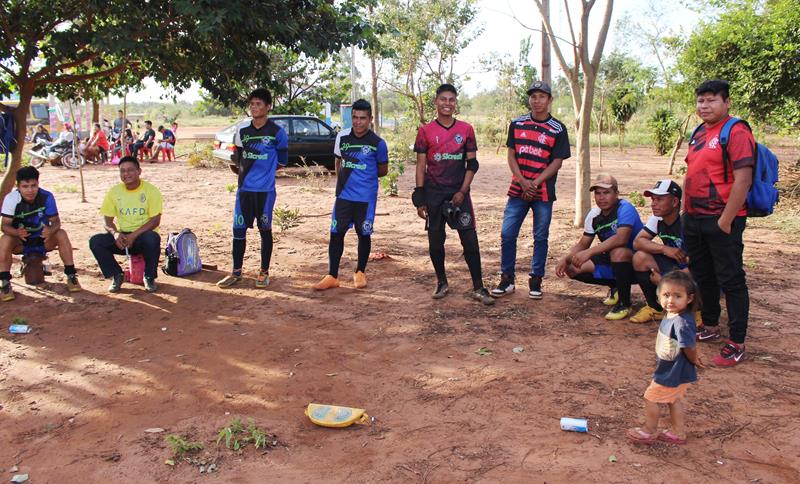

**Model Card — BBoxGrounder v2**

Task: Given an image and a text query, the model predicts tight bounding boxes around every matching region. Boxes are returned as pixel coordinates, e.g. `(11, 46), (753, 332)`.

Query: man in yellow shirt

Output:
(89, 156), (163, 293)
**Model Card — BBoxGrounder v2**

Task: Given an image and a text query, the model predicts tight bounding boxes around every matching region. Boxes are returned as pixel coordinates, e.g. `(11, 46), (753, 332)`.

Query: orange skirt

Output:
(644, 380), (689, 404)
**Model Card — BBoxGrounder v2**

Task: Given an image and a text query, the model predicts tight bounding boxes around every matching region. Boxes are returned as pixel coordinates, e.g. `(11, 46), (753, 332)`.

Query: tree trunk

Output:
(574, 81), (595, 226)
(92, 99), (100, 123)
(668, 113), (692, 174)
(370, 55), (380, 135)
(1, 83), (35, 198)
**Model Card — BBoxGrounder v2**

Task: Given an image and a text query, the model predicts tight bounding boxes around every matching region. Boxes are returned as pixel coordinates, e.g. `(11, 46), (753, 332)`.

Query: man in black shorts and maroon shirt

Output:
(412, 84), (493, 305)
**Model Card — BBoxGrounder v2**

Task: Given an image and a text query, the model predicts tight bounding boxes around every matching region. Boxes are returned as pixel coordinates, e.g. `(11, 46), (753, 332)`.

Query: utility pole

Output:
(541, 0), (551, 86)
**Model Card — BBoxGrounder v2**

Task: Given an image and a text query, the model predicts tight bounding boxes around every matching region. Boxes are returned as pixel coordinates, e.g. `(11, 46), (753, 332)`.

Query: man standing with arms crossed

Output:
(491, 81), (570, 300)
(313, 99), (388, 290)
(412, 83), (493, 305)
(217, 88), (289, 289)
(683, 80), (754, 367)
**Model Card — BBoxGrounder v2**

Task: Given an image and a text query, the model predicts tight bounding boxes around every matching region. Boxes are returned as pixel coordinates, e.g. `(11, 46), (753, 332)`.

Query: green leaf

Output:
(475, 347), (493, 356)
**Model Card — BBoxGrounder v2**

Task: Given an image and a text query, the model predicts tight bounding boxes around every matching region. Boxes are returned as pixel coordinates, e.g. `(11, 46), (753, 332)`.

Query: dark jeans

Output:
(682, 214), (749, 343)
(89, 231), (161, 279)
(500, 197), (553, 278)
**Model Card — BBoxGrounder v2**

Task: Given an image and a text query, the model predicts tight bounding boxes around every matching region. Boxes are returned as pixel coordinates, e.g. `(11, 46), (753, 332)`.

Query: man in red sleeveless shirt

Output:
(683, 79), (754, 367)
(412, 84), (493, 305)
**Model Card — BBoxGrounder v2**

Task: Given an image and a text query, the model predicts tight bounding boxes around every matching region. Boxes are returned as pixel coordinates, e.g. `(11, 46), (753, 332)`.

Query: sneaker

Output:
(144, 277), (158, 293)
(491, 274), (515, 297)
(1, 280), (14, 302)
(603, 288), (619, 306)
(629, 305), (662, 324)
(217, 273), (242, 288)
(312, 275), (340, 291)
(66, 274), (81, 293)
(696, 325), (720, 342)
(470, 287), (496, 306)
(255, 270), (270, 288)
(528, 276), (543, 299)
(353, 271), (367, 289)
(713, 340), (746, 367)
(431, 281), (449, 299)
(604, 303), (631, 321)
(108, 273), (124, 293)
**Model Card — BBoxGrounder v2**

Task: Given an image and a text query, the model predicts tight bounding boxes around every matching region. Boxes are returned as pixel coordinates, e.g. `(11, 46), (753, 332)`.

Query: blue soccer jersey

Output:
(583, 199), (644, 248)
(334, 128), (388, 202)
(234, 119), (289, 192)
(1, 188), (58, 238)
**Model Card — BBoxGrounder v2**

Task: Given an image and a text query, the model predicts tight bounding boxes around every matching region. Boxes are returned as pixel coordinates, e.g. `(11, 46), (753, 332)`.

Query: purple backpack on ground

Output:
(162, 228), (202, 276)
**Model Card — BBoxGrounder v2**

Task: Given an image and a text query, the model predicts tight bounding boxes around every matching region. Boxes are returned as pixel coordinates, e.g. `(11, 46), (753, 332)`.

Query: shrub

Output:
(647, 108), (679, 155)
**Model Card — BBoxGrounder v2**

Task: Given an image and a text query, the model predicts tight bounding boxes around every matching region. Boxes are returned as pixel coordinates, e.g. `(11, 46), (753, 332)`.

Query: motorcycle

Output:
(27, 139), (84, 169)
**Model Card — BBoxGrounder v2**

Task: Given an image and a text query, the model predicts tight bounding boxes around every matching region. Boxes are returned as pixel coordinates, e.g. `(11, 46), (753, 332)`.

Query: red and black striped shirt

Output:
(505, 114), (570, 201)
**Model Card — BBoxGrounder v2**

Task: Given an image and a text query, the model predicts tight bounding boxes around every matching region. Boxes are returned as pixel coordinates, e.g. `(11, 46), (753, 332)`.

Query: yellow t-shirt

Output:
(100, 180), (163, 233)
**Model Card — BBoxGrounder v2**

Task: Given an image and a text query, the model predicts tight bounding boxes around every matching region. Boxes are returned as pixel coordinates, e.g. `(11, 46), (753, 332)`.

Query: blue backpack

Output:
(0, 110), (17, 168)
(691, 117), (779, 217)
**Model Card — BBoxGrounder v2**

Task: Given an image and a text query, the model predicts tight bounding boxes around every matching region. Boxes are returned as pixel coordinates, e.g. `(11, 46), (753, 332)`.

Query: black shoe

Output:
(471, 287), (495, 306)
(108, 273), (124, 293)
(144, 277), (158, 293)
(432, 281), (449, 299)
(528, 275), (543, 299)
(491, 274), (515, 297)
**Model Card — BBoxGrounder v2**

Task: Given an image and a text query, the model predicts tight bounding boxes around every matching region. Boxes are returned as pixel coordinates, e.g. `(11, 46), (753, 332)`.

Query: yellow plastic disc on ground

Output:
(305, 403), (369, 428)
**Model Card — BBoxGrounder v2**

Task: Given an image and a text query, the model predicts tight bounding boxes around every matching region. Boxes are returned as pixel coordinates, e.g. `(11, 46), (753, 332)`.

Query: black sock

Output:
(0, 271), (10, 282)
(259, 229), (273, 272)
(572, 272), (616, 288)
(636, 270), (663, 310)
(612, 262), (635, 307)
(64, 265), (76, 276)
(232, 237), (246, 274)
(329, 232), (345, 278)
(428, 229), (447, 283)
(458, 229), (483, 290)
(356, 234), (370, 273)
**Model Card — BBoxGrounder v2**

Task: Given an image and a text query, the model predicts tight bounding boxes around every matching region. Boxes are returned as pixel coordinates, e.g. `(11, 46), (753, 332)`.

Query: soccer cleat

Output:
(696, 325), (721, 342)
(490, 275), (515, 297)
(528, 275), (543, 299)
(312, 275), (340, 291)
(604, 303), (631, 321)
(603, 287), (619, 306)
(217, 273), (242, 288)
(353, 271), (367, 289)
(713, 340), (746, 367)
(431, 281), (449, 299)
(255, 270), (270, 288)
(66, 274), (81, 293)
(629, 305), (663, 324)
(108, 273), (124, 293)
(144, 277), (158, 293)
(1, 280), (14, 302)
(471, 287), (496, 306)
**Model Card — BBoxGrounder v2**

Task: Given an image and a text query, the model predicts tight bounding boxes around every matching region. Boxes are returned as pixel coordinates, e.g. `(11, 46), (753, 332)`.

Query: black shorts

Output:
(233, 190), (276, 230)
(425, 189), (476, 232)
(330, 198), (376, 235)
(654, 253), (687, 274)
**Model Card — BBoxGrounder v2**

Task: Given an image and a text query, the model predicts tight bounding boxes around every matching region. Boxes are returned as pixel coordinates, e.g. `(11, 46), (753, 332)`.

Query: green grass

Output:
(165, 434), (204, 456)
(216, 418), (272, 451)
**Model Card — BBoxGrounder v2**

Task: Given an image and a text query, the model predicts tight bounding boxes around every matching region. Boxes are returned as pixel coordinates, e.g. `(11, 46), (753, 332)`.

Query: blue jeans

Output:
(500, 197), (554, 279)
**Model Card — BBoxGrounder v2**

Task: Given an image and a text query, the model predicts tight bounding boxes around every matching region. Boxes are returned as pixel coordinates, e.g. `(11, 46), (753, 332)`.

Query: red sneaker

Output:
(696, 325), (720, 342)
(713, 340), (746, 367)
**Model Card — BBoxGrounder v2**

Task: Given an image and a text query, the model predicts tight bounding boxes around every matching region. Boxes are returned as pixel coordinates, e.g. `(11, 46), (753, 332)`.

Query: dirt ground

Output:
(1, 145), (799, 483)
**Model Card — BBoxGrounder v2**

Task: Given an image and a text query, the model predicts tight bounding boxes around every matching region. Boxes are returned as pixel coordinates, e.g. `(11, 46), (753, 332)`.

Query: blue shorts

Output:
(654, 253), (688, 275)
(591, 253), (614, 280)
(331, 198), (376, 236)
(234, 190), (276, 231)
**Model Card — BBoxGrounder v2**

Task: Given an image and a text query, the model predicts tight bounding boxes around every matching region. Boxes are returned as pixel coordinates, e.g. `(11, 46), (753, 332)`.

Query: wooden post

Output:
(541, 0), (551, 86)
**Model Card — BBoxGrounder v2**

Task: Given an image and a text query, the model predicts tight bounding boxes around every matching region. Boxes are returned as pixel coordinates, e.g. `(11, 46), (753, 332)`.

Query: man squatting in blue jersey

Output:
(313, 99), (388, 290)
(217, 88), (289, 289)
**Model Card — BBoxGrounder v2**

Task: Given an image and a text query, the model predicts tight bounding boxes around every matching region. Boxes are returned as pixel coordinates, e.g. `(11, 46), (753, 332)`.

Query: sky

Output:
(111, 0), (696, 104)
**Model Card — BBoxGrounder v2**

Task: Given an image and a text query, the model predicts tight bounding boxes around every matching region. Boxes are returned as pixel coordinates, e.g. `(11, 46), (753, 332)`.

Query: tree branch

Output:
(33, 52), (100, 80)
(590, 0), (614, 70)
(0, 61), (17, 79)
(40, 62), (132, 86)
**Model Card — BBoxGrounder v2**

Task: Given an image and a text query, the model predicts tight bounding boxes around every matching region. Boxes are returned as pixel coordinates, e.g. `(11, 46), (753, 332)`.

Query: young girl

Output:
(627, 270), (705, 445)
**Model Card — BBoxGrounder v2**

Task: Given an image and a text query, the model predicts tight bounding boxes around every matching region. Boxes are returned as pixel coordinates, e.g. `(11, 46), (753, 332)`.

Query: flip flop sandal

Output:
(626, 427), (657, 445)
(657, 430), (687, 445)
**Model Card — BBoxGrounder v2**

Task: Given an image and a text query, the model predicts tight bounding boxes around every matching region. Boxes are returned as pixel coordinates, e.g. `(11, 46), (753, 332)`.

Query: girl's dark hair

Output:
(658, 270), (701, 313)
